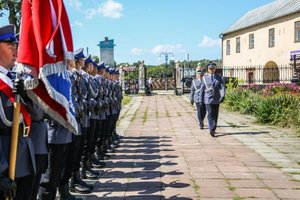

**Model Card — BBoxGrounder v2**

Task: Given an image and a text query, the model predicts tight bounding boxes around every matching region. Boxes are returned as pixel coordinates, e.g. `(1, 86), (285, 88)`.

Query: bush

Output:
(224, 82), (300, 134)
(224, 90), (258, 114)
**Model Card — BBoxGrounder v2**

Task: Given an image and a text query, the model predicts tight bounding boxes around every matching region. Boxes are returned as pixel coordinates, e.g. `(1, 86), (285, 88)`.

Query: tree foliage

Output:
(118, 59), (222, 78)
(0, 0), (22, 32)
(92, 55), (99, 63)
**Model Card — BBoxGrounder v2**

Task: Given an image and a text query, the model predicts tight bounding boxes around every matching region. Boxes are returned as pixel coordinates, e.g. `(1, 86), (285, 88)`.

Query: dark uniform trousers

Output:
(59, 135), (81, 186)
(103, 115), (112, 142)
(195, 103), (206, 127)
(205, 104), (220, 132)
(85, 119), (97, 160)
(91, 120), (102, 155)
(29, 154), (48, 200)
(38, 144), (69, 200)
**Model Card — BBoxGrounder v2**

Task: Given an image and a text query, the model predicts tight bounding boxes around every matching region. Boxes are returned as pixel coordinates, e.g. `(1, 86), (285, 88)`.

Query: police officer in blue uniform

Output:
(88, 59), (105, 168)
(81, 55), (101, 170)
(63, 50), (93, 195)
(190, 69), (206, 129)
(94, 62), (108, 161)
(201, 62), (226, 137)
(110, 68), (122, 143)
(79, 53), (100, 180)
(0, 24), (36, 200)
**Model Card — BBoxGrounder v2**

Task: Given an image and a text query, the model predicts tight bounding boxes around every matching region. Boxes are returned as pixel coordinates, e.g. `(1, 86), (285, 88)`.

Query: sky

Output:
(0, 0), (274, 65)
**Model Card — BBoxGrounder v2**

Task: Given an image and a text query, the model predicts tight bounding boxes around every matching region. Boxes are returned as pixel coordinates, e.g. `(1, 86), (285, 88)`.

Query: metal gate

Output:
(181, 68), (196, 93)
(123, 65), (139, 94)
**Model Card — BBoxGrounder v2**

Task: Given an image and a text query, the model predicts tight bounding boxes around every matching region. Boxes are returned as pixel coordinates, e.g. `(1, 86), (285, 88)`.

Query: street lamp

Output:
(159, 52), (174, 90)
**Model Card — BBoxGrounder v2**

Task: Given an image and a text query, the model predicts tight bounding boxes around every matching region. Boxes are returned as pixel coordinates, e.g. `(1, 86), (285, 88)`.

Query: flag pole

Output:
(6, 74), (21, 200)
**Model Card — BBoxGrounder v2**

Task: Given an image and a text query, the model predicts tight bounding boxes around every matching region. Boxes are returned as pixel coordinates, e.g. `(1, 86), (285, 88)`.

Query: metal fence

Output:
(222, 65), (297, 84)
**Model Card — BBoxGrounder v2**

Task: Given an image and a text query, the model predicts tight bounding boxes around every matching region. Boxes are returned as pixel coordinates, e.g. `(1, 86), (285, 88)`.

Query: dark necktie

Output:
(7, 71), (14, 79)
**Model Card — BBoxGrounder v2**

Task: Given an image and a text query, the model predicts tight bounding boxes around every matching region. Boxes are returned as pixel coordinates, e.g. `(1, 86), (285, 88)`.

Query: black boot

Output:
(90, 154), (105, 168)
(70, 171), (93, 193)
(58, 184), (83, 200)
(80, 161), (100, 180)
(95, 145), (104, 160)
(105, 139), (115, 154)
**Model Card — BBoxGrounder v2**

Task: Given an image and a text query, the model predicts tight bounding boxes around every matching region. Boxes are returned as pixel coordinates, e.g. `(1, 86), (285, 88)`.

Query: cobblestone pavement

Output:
(77, 94), (300, 200)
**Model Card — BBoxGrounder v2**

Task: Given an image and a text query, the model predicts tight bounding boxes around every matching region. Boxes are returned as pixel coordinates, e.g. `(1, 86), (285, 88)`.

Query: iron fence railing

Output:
(222, 65), (297, 84)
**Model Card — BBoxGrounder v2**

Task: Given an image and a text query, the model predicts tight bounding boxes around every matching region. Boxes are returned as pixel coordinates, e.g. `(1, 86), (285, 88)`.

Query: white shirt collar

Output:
(0, 65), (9, 75)
(0, 65), (13, 87)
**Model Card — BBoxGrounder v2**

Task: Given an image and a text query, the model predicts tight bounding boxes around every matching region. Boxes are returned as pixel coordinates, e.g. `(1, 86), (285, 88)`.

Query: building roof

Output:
(221, 0), (300, 35)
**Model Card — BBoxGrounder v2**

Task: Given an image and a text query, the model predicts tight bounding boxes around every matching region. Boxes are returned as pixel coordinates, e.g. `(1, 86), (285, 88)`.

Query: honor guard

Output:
(0, 24), (36, 200)
(201, 62), (226, 137)
(81, 55), (99, 179)
(79, 54), (100, 180)
(110, 69), (122, 142)
(190, 69), (206, 129)
(65, 50), (95, 194)
(97, 66), (113, 159)
(88, 59), (105, 169)
(94, 62), (108, 161)
(103, 67), (116, 155)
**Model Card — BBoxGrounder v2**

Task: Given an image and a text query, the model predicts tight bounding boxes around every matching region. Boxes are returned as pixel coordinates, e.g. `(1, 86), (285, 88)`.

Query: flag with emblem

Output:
(17, 0), (78, 134)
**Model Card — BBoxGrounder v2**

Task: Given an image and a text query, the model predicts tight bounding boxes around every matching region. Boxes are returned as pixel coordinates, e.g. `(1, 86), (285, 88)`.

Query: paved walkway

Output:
(80, 94), (300, 200)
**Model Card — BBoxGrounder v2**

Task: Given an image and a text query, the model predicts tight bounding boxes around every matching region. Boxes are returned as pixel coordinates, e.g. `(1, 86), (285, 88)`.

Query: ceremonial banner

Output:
(17, 0), (78, 134)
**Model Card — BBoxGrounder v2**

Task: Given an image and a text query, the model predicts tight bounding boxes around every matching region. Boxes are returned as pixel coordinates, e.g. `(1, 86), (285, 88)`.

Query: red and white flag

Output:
(17, 0), (77, 134)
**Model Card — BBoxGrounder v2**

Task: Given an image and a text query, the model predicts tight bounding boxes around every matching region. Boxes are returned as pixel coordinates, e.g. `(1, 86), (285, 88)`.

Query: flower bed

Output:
(224, 81), (300, 135)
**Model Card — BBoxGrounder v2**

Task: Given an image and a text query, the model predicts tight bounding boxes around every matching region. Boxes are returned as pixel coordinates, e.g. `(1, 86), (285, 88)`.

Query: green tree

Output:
(0, 0), (22, 32)
(92, 55), (99, 63)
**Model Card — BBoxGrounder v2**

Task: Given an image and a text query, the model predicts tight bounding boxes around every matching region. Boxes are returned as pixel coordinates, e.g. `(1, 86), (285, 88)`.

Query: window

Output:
(269, 28), (275, 47)
(226, 40), (230, 55)
(249, 34), (254, 49)
(295, 21), (300, 43)
(236, 37), (240, 53)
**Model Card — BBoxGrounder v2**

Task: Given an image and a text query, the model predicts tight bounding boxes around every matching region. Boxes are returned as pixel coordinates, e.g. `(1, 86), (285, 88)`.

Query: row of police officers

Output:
(0, 24), (123, 200)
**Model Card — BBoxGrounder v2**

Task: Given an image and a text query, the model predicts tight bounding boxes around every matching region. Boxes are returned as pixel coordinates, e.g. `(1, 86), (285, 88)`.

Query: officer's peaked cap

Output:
(92, 59), (98, 67)
(0, 25), (18, 43)
(207, 62), (217, 68)
(197, 69), (205, 75)
(74, 48), (85, 60)
(84, 54), (93, 65)
(97, 61), (105, 70)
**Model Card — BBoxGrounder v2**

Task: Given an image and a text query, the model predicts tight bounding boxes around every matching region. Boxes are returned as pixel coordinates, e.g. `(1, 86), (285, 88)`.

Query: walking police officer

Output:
(190, 69), (206, 129)
(201, 62), (226, 137)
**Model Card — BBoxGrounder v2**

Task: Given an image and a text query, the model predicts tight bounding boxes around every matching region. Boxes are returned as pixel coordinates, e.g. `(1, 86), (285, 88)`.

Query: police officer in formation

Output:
(0, 24), (124, 200)
(0, 24), (36, 200)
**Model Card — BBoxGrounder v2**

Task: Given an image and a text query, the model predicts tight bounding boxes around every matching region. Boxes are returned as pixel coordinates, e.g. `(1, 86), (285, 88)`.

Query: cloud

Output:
(72, 20), (83, 27)
(198, 36), (221, 48)
(131, 48), (143, 55)
(151, 44), (184, 54)
(65, 0), (82, 10)
(85, 0), (123, 19)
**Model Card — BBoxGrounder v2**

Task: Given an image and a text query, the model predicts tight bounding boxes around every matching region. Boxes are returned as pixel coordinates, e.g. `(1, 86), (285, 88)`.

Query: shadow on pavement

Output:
(217, 125), (250, 128)
(82, 136), (192, 199)
(216, 131), (270, 137)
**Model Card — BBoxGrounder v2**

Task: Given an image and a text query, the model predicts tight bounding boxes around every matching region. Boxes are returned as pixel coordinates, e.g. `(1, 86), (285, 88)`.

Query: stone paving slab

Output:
(75, 94), (300, 200)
